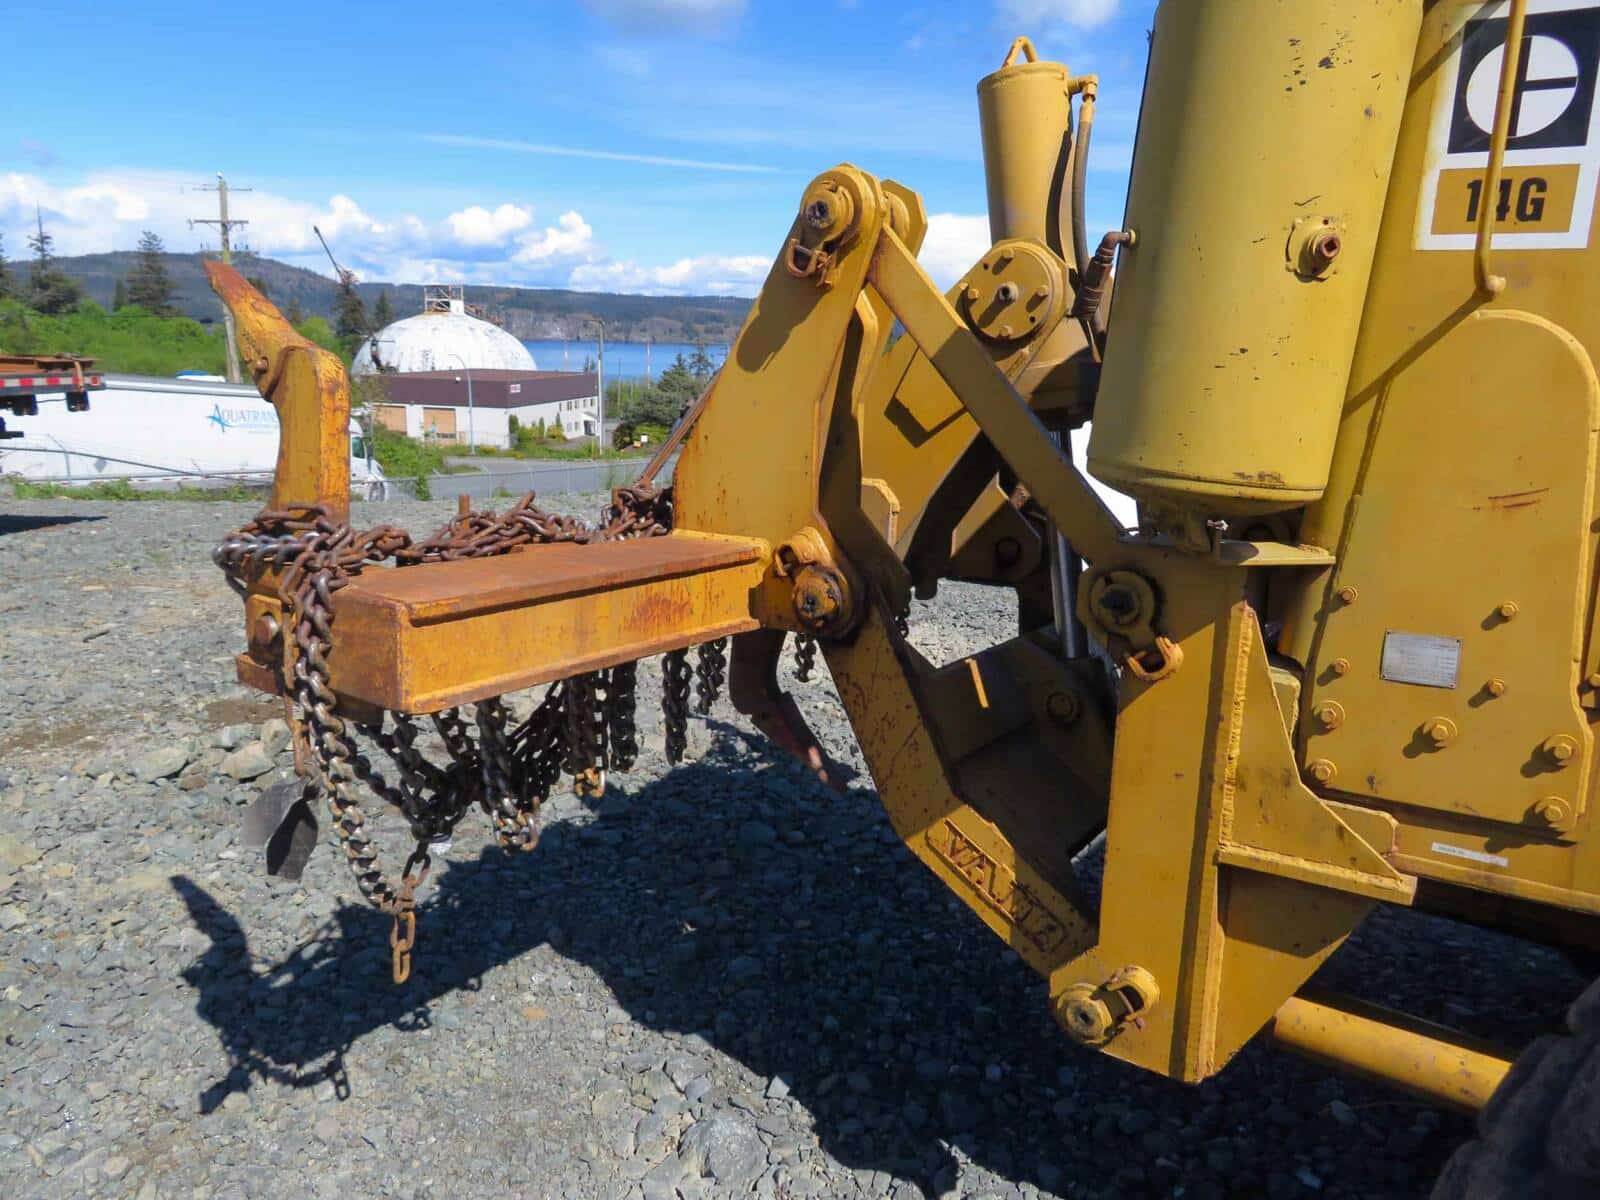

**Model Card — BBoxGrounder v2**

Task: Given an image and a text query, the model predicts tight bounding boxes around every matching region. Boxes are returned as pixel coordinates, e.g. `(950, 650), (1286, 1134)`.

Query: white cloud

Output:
(0, 168), (762, 296)
(917, 213), (994, 290)
(447, 203), (534, 246)
(512, 212), (595, 265)
(582, 0), (745, 30)
(998, 0), (1120, 30)
(569, 253), (768, 296)
(422, 134), (785, 176)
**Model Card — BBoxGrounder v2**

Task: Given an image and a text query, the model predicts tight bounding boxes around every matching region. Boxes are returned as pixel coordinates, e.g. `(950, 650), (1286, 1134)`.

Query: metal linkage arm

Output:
(866, 228), (1126, 564)
(206, 261), (351, 523)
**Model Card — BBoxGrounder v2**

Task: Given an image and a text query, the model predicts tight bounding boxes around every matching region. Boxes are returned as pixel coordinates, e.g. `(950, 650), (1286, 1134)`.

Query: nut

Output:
(1330, 657), (1350, 677)
(1336, 585), (1358, 605)
(1542, 734), (1579, 766)
(249, 613), (282, 655)
(1096, 585), (1141, 626)
(1485, 678), (1507, 697)
(1422, 716), (1457, 746)
(791, 564), (848, 634)
(1306, 228), (1342, 272)
(1307, 758), (1337, 784)
(1534, 796), (1571, 826)
(1046, 691), (1081, 727)
(1057, 985), (1114, 1045)
(1313, 701), (1345, 731)
(1497, 601), (1519, 620)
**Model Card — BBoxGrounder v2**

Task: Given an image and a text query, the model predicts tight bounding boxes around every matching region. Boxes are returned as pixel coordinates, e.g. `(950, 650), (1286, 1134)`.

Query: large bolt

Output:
(1313, 700), (1345, 731)
(1057, 985), (1114, 1045)
(1497, 601), (1519, 621)
(1306, 228), (1342, 273)
(996, 282), (1020, 303)
(1097, 585), (1141, 625)
(1485, 678), (1508, 698)
(1046, 691), (1081, 727)
(1336, 585), (1359, 606)
(249, 613), (282, 655)
(1543, 734), (1579, 766)
(1534, 796), (1571, 826)
(1330, 657), (1350, 677)
(1423, 716), (1458, 747)
(792, 564), (848, 635)
(804, 198), (834, 231)
(1307, 758), (1338, 784)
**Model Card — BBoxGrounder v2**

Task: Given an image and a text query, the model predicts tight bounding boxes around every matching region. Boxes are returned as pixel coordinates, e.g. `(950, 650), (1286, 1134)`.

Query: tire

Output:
(1431, 976), (1600, 1199)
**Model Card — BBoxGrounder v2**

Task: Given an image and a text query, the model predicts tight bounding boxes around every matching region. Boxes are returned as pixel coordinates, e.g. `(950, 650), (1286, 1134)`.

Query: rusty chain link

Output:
(695, 638), (727, 716)
(214, 485), (727, 982)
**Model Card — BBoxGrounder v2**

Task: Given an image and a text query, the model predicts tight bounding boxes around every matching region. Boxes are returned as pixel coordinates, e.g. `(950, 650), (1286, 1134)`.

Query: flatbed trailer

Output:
(0, 354), (105, 436)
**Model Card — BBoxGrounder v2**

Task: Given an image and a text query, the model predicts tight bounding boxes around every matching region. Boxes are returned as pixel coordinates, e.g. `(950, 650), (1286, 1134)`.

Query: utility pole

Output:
(190, 173), (251, 383)
(593, 321), (605, 457)
(645, 334), (652, 385)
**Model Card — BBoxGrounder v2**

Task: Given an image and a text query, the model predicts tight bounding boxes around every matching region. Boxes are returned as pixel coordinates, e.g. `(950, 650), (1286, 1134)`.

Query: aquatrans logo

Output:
(207, 403), (277, 434)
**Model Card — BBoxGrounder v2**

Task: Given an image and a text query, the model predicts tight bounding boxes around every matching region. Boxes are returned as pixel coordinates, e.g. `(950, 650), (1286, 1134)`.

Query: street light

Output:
(446, 353), (476, 454)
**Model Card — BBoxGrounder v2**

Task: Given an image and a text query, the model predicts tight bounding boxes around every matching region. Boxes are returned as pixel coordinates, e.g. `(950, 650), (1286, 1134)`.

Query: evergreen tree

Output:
(112, 277), (128, 310)
(285, 296), (305, 325)
(334, 278), (369, 345)
(373, 290), (395, 328)
(126, 230), (177, 316)
(688, 342), (715, 382)
(0, 233), (11, 299)
(26, 211), (83, 315)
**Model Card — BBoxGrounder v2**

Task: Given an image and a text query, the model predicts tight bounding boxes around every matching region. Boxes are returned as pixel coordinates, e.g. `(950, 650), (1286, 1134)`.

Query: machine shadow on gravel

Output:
(0, 513), (104, 536)
(174, 734), (1484, 1197)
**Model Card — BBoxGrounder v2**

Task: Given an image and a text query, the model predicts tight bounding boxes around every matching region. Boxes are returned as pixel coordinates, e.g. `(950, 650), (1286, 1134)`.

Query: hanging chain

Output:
(214, 485), (731, 982)
(793, 632), (818, 683)
(662, 648), (692, 764)
(695, 638), (727, 715)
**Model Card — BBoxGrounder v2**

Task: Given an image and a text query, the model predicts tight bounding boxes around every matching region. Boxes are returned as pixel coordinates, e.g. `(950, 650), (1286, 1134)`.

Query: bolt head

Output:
(1423, 717), (1457, 745)
(1307, 758), (1337, 784)
(1486, 678), (1507, 697)
(1543, 734), (1578, 764)
(1313, 701), (1345, 731)
(1534, 796), (1571, 826)
(1330, 657), (1350, 677)
(1336, 585), (1358, 605)
(1046, 691), (1081, 726)
(1498, 601), (1519, 620)
(1059, 990), (1113, 1043)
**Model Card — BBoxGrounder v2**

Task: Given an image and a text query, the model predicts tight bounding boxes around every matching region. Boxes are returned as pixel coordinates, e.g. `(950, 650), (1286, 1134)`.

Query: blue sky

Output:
(2, 0), (1157, 296)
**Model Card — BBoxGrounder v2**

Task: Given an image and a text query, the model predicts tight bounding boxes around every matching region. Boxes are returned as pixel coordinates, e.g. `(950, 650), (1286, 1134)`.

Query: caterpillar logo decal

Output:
(1418, 0), (1600, 251)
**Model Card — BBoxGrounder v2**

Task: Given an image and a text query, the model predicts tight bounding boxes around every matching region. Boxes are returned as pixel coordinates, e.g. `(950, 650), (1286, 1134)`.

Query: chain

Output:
(695, 638), (727, 716)
(662, 648), (692, 764)
(794, 633), (818, 683)
(606, 661), (640, 772)
(214, 486), (697, 981)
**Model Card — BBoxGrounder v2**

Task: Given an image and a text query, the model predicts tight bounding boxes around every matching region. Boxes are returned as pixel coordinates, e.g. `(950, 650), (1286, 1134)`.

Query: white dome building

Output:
(352, 285), (536, 375)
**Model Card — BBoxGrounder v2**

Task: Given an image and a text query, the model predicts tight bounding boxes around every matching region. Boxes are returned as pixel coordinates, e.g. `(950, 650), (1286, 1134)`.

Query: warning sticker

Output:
(1418, 0), (1600, 251)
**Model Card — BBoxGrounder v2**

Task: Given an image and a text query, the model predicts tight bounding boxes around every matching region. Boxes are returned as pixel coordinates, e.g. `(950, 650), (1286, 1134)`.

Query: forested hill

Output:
(49, 251), (751, 345)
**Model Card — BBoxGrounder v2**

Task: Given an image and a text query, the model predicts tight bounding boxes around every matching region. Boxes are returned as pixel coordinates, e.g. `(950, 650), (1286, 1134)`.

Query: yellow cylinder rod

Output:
(1271, 994), (1513, 1113)
(1474, 0), (1529, 296)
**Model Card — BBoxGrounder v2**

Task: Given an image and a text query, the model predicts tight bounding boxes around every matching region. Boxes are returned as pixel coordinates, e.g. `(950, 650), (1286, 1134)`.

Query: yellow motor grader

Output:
(212, 2), (1600, 1192)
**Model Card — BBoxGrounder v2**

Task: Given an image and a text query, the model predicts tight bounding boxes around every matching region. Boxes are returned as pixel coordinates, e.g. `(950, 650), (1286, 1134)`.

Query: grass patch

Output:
(11, 478), (266, 502)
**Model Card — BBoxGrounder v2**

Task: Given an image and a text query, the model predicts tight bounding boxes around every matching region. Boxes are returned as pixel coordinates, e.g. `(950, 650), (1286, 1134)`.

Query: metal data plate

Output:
(1380, 632), (1461, 689)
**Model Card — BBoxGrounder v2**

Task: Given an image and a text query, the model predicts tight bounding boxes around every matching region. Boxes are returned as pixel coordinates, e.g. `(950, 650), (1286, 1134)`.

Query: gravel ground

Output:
(0, 492), (1588, 1200)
